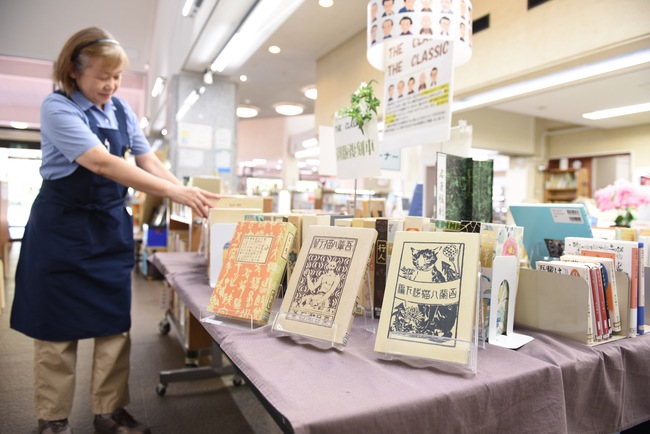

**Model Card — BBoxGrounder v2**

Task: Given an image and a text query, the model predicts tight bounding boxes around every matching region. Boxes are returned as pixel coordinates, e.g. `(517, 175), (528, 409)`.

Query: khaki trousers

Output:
(34, 332), (131, 420)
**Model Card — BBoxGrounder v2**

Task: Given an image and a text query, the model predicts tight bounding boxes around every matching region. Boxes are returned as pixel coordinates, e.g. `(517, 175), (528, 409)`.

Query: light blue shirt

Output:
(39, 90), (151, 180)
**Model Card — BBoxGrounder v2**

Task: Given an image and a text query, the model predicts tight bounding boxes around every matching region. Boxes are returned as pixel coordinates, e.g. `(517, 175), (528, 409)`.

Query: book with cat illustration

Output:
(273, 226), (377, 346)
(206, 220), (296, 325)
(374, 231), (481, 366)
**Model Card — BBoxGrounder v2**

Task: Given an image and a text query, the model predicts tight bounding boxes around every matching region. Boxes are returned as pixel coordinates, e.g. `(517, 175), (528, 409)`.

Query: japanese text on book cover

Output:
(207, 220), (296, 325)
(274, 226), (377, 345)
(375, 231), (480, 365)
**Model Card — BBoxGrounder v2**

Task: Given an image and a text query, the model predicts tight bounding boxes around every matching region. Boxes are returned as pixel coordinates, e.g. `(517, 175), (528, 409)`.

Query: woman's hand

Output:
(168, 185), (220, 219)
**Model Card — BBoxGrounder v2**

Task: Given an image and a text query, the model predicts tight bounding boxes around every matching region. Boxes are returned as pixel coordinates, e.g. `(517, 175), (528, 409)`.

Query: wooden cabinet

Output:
(544, 168), (590, 202)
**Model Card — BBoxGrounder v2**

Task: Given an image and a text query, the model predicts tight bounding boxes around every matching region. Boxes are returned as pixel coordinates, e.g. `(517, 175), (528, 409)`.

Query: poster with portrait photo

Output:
(382, 38), (455, 150)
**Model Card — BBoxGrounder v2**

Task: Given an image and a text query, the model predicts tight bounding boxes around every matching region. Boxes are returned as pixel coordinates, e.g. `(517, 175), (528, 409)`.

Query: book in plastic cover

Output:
(375, 230), (481, 365)
(273, 226), (377, 346)
(206, 220), (296, 325)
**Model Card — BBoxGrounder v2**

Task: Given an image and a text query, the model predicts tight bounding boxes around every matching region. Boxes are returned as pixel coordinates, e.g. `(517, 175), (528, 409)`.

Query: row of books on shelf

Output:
(198, 203), (649, 371)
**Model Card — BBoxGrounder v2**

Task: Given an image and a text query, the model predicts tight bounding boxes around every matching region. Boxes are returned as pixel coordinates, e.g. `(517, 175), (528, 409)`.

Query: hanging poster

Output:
(177, 122), (212, 149)
(333, 116), (381, 180)
(382, 38), (455, 150)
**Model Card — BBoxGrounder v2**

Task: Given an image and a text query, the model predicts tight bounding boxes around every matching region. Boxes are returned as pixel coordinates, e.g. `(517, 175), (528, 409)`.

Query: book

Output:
(374, 231), (481, 366)
(560, 254), (621, 333)
(206, 220), (296, 325)
(471, 222), (525, 339)
(286, 214), (303, 285)
(564, 237), (640, 338)
(535, 260), (598, 343)
(434, 153), (494, 223)
(208, 208), (262, 287)
(509, 203), (593, 268)
(273, 226), (378, 346)
(374, 218), (389, 318)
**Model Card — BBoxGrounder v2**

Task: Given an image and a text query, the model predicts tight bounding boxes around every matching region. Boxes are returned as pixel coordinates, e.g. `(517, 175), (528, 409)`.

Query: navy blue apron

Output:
(11, 96), (135, 341)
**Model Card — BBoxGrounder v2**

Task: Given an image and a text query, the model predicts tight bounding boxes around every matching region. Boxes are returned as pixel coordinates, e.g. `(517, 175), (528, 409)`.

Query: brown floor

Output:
(0, 242), (283, 434)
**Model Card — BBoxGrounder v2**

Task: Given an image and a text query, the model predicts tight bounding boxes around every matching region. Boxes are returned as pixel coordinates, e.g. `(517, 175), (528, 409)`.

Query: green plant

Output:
(336, 80), (381, 135)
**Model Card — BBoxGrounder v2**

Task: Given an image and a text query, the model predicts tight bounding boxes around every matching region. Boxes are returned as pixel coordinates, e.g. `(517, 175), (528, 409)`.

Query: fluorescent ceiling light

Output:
(274, 103), (304, 116)
(10, 121), (29, 129)
(175, 87), (205, 121)
(181, 0), (194, 16)
(582, 102), (650, 120)
(295, 147), (321, 159)
(237, 105), (259, 118)
(453, 48), (650, 112)
(151, 76), (166, 98)
(208, 0), (302, 74)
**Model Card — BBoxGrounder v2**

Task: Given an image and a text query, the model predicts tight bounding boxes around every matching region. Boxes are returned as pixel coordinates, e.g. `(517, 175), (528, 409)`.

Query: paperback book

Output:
(374, 231), (481, 366)
(273, 226), (378, 346)
(206, 220), (296, 325)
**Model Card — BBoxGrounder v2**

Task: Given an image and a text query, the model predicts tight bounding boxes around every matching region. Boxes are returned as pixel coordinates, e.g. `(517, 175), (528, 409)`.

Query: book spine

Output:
(593, 265), (610, 339)
(597, 264), (613, 335)
(607, 262), (622, 333)
(629, 247), (639, 337)
(638, 243), (645, 335)
(588, 266), (604, 341)
(374, 219), (388, 318)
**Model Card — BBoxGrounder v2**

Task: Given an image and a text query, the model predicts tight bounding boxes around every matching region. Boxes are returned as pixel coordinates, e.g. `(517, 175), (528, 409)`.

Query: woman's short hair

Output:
(53, 27), (129, 97)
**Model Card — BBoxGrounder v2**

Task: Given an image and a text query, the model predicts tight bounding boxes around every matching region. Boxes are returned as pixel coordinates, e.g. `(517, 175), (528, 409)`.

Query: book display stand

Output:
(515, 268), (648, 345)
(378, 274), (481, 375)
(273, 313), (348, 350)
(271, 269), (376, 350)
(358, 268), (377, 333)
(485, 256), (533, 349)
(200, 284), (284, 331)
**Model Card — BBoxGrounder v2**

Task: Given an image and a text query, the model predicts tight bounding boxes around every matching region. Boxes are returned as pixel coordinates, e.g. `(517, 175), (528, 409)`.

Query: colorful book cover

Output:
(561, 254), (621, 333)
(509, 203), (593, 268)
(374, 231), (481, 365)
(472, 222), (524, 338)
(564, 237), (639, 338)
(207, 221), (296, 325)
(273, 226), (377, 346)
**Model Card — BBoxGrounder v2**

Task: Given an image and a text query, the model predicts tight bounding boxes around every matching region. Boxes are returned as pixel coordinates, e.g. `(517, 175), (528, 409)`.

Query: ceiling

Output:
(0, 0), (649, 137)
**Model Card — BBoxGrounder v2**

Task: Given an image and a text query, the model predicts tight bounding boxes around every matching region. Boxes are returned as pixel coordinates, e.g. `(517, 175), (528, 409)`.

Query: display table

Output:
(149, 252), (646, 434)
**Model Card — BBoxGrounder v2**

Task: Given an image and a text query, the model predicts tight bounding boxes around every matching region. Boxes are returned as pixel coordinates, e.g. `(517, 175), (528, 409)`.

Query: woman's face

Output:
(71, 57), (123, 108)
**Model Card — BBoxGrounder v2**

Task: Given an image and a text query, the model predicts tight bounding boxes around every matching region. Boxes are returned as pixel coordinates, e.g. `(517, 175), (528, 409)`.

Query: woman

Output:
(10, 27), (218, 434)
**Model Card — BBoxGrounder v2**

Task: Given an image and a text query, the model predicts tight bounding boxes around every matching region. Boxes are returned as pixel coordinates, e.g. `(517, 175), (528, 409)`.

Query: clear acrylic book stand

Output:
(200, 285), (283, 332)
(378, 270), (482, 375)
(271, 269), (376, 350)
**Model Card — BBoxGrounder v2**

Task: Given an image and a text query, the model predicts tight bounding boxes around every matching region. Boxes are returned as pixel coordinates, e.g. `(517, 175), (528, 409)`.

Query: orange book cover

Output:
(207, 220), (296, 325)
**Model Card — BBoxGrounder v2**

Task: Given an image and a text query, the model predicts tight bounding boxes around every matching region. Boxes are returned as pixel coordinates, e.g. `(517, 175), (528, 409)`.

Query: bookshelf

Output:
(544, 168), (589, 202)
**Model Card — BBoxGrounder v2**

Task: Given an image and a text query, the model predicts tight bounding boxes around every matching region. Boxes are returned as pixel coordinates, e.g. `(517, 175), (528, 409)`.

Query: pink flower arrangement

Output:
(594, 179), (650, 226)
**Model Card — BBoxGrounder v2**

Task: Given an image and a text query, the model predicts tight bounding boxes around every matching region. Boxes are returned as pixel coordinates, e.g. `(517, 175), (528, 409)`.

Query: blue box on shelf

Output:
(145, 225), (167, 247)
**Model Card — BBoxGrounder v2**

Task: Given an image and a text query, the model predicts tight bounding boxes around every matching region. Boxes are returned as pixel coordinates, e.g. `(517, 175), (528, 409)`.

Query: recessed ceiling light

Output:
(274, 103), (304, 116)
(268, 45), (281, 54)
(303, 86), (318, 100)
(237, 105), (260, 118)
(240, 75), (248, 82)
(160, 128), (168, 136)
(319, 0), (334, 7)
